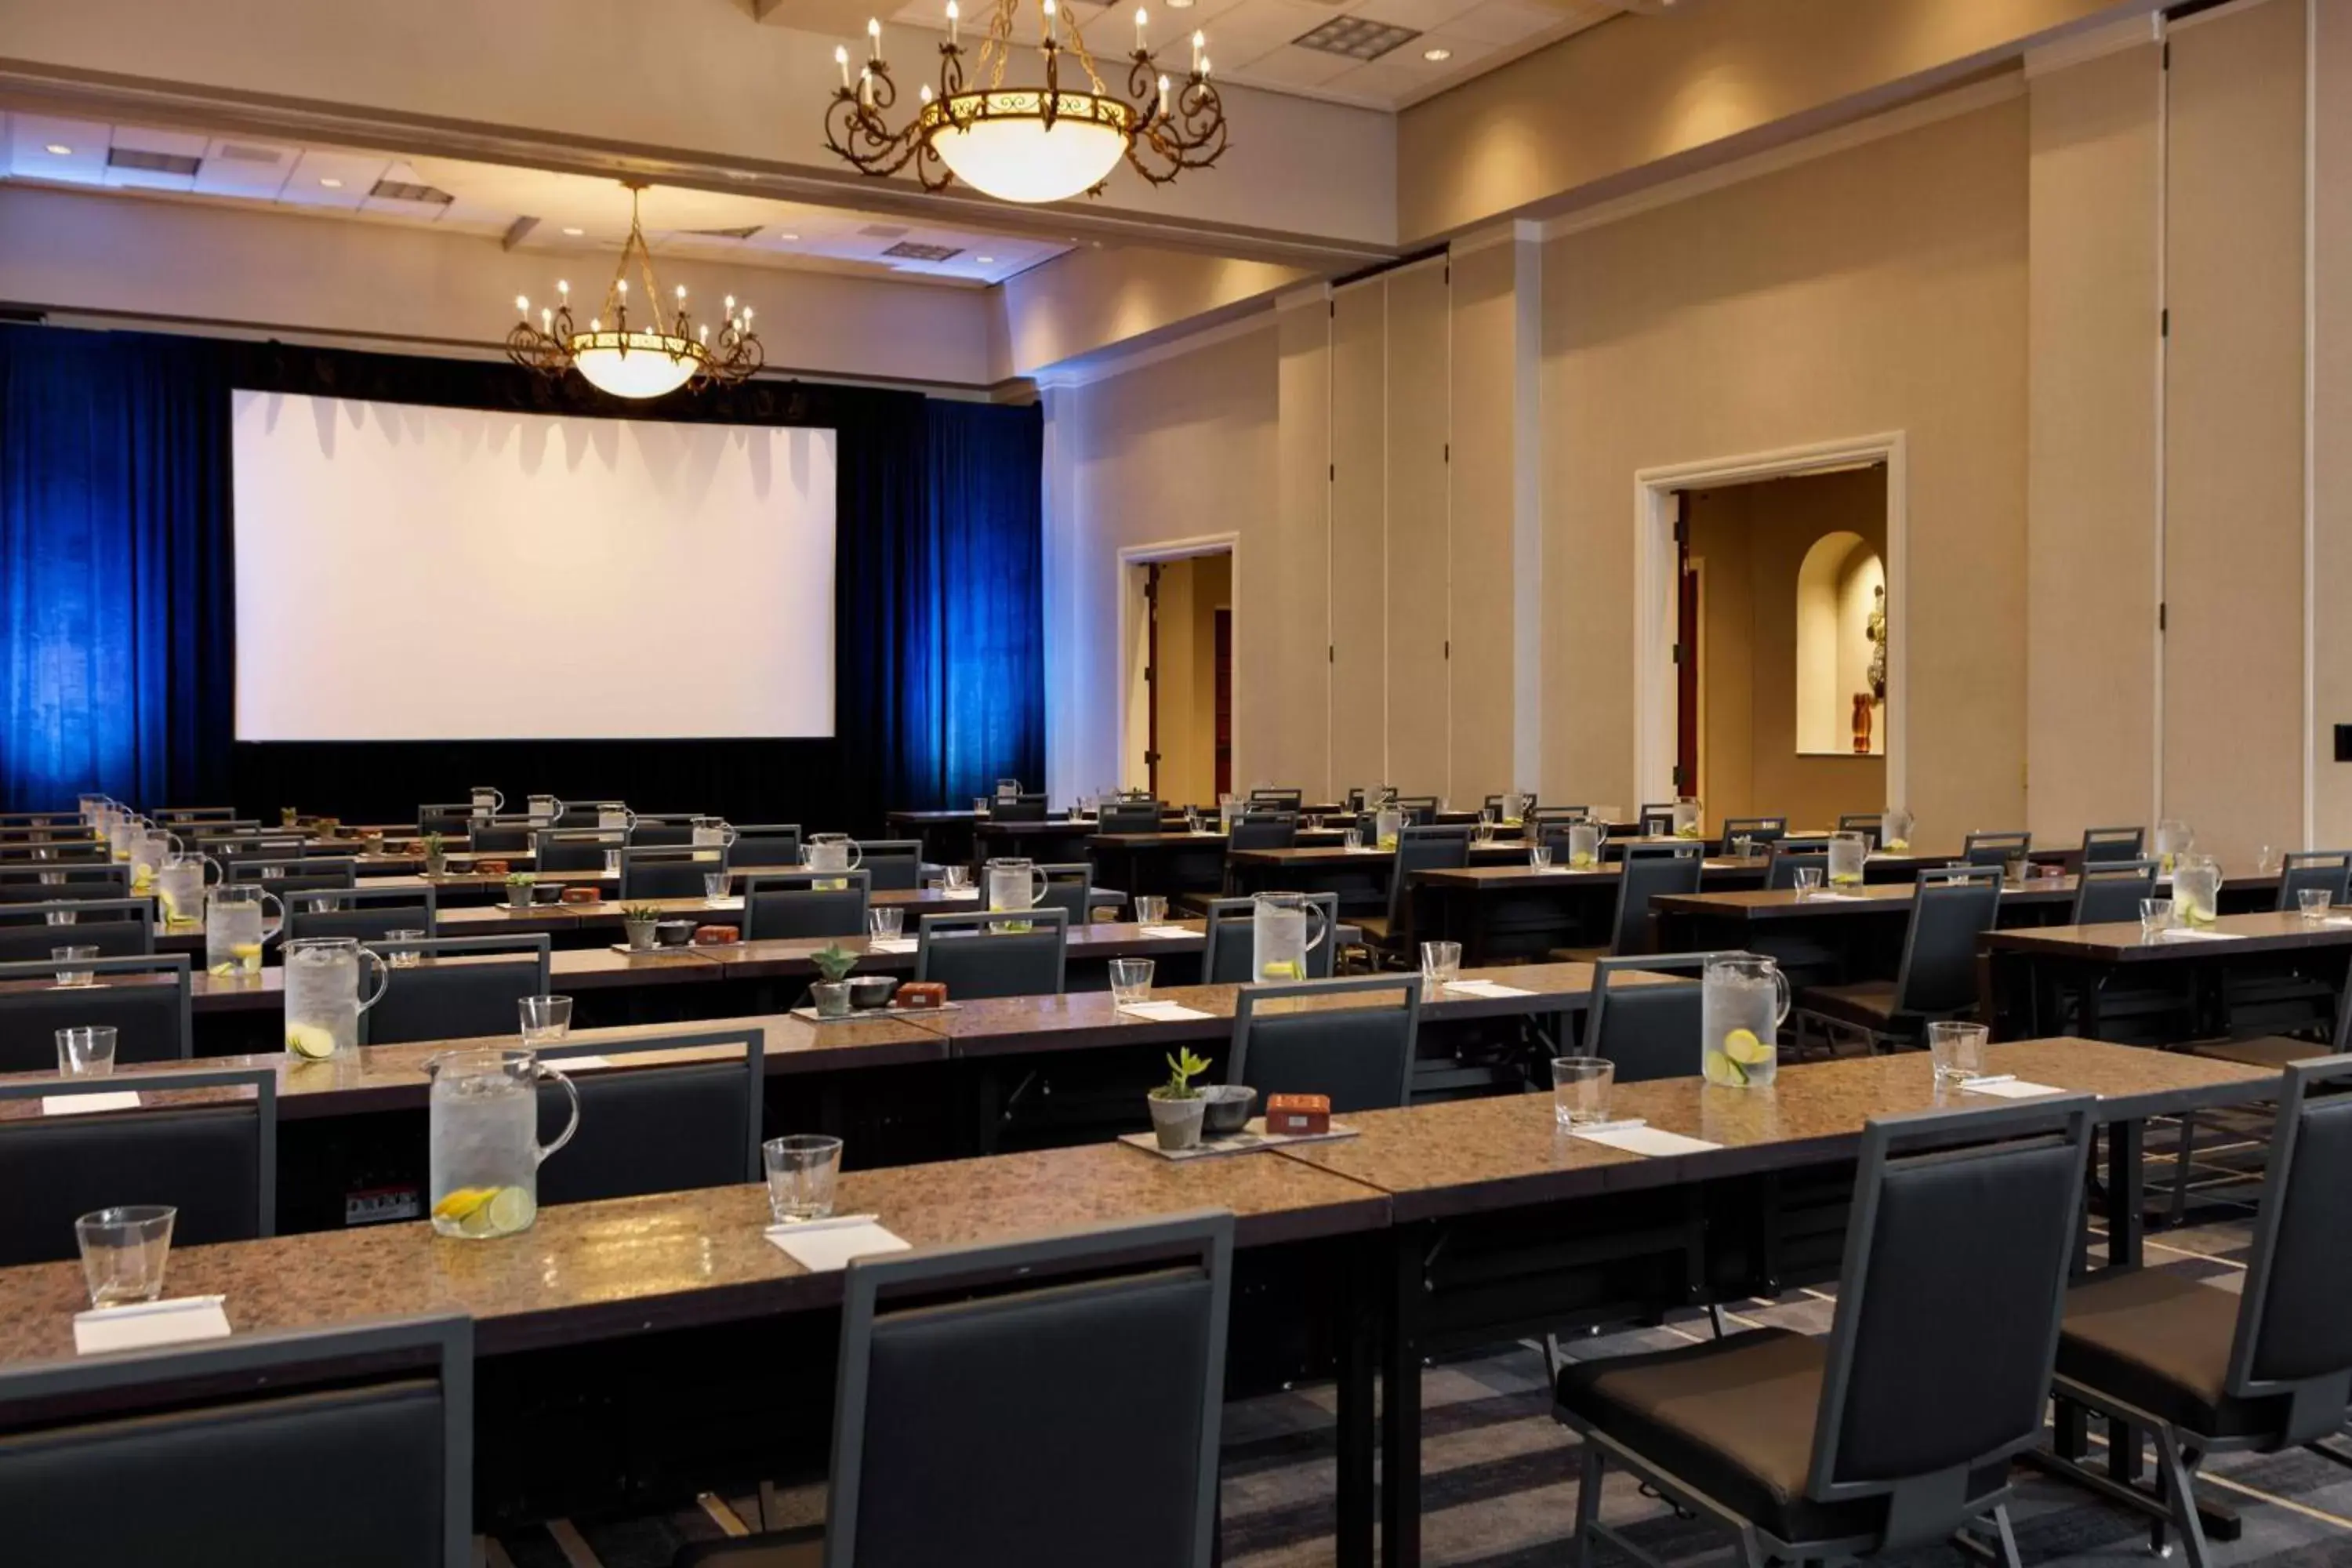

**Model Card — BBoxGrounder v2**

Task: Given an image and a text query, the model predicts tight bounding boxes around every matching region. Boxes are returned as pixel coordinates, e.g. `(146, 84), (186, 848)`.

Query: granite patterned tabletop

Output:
(1984, 909), (2352, 961)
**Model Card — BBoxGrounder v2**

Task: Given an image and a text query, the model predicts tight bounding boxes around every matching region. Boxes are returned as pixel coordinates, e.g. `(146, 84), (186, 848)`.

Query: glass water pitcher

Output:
(204, 884), (284, 977)
(986, 856), (1048, 933)
(1568, 820), (1606, 869)
(1879, 808), (1915, 851)
(1828, 831), (1871, 888)
(470, 786), (506, 818)
(2154, 818), (2195, 873)
(1250, 891), (1327, 983)
(281, 935), (389, 1060)
(425, 1048), (581, 1240)
(1671, 797), (1704, 839)
(1702, 953), (1791, 1090)
(807, 833), (862, 890)
(2172, 854), (2222, 926)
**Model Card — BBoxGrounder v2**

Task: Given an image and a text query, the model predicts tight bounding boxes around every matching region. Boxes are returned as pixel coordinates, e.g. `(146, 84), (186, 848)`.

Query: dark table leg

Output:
(2105, 1118), (2146, 1487)
(1335, 1235), (1379, 1568)
(1381, 1226), (1425, 1568)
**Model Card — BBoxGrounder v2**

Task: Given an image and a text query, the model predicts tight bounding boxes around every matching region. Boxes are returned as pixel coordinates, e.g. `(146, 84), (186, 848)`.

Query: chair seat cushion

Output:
(1352, 914), (1392, 943)
(1796, 981), (1900, 1032)
(1555, 1327), (1878, 1543)
(2057, 1269), (2282, 1441)
(674, 1523), (825, 1567)
(2189, 1035), (2329, 1070)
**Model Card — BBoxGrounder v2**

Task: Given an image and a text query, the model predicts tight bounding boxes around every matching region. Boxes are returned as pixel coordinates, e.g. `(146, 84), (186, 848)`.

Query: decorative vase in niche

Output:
(1851, 693), (1873, 756)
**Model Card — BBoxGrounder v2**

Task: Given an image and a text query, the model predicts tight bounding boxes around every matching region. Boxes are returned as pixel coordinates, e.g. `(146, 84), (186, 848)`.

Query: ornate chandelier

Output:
(506, 184), (763, 401)
(823, 0), (1228, 205)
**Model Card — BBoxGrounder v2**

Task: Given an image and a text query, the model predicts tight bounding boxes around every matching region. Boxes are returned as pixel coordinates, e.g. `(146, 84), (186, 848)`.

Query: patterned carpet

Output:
(496, 1108), (2352, 1567)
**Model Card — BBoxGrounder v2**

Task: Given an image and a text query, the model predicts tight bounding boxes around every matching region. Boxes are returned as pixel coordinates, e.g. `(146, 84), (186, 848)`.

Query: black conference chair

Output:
(1560, 842), (1704, 961)
(0, 865), (128, 902)
(2275, 848), (2352, 910)
(679, 1213), (1232, 1568)
(1250, 787), (1305, 811)
(230, 856), (358, 895)
(2082, 825), (2148, 863)
(0, 1315), (474, 1568)
(1581, 953), (1746, 1084)
(532, 1031), (764, 1206)
(1763, 846), (1829, 891)
(0, 954), (192, 1071)
(1719, 816), (1788, 847)
(1227, 812), (1297, 852)
(152, 805), (241, 826)
(1097, 799), (1164, 834)
(0, 898), (154, 961)
(988, 793), (1049, 824)
(536, 828), (626, 873)
(619, 844), (730, 902)
(1639, 803), (1679, 837)
(418, 801), (475, 836)
(466, 817), (539, 854)
(733, 823), (804, 868)
(2208, 848), (2352, 1043)
(628, 815), (700, 847)
(1835, 812), (1885, 848)
(742, 872), (871, 941)
(1031, 863), (1093, 926)
(1361, 823), (1472, 967)
(1390, 795), (1440, 829)
(358, 936), (552, 1046)
(285, 886), (439, 945)
(1226, 973), (1421, 1113)
(858, 839), (926, 893)
(1200, 893), (1338, 985)
(915, 909), (1068, 999)
(559, 801), (631, 829)
(0, 1066), (277, 1265)
(1530, 806), (1592, 830)
(1962, 830), (2032, 869)
(2055, 1056), (2352, 1563)
(1556, 1097), (2093, 1568)
(0, 841), (107, 866)
(2072, 858), (2158, 924)
(1483, 792), (1539, 820)
(1795, 866), (2002, 1051)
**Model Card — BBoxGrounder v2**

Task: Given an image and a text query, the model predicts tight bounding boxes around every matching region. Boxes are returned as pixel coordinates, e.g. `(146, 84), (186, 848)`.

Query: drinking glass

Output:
(1552, 1057), (1615, 1128)
(1927, 1020), (1989, 1084)
(764, 1134), (845, 1223)
(383, 929), (426, 968)
(52, 945), (98, 987)
(2257, 845), (2282, 876)
(2299, 888), (2335, 922)
(1791, 867), (1824, 900)
(76, 1205), (176, 1307)
(1421, 940), (1461, 988)
(45, 906), (78, 926)
(703, 872), (729, 901)
(868, 906), (905, 940)
(1474, 819), (1495, 844)
(2140, 898), (2176, 940)
(519, 994), (573, 1045)
(1344, 829), (1364, 851)
(56, 1025), (117, 1076)
(1730, 835), (1754, 859)
(1109, 957), (1156, 1007)
(942, 866), (971, 893)
(1133, 895), (1169, 924)
(1529, 844), (1555, 872)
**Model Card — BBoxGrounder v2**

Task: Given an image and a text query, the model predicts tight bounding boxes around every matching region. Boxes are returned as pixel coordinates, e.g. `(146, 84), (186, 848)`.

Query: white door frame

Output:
(1632, 433), (1907, 813)
(1115, 532), (1243, 797)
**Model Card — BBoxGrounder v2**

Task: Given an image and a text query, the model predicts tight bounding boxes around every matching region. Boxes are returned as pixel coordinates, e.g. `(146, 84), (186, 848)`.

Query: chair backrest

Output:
(1892, 867), (2002, 1016)
(1228, 974), (1421, 1112)
(988, 796), (1048, 823)
(358, 937), (553, 1046)
(2277, 850), (2352, 912)
(0, 842), (107, 865)
(1386, 825), (1472, 928)
(1802, 1098), (2092, 1548)
(1033, 862), (1093, 925)
(418, 801), (474, 835)
(201, 833), (307, 862)
(823, 1213), (1232, 1568)
(464, 817), (538, 853)
(535, 827), (626, 873)
(860, 839), (927, 893)
(1608, 844), (1705, 956)
(1639, 802), (1678, 837)
(1228, 813), (1297, 851)
(1098, 800), (1165, 834)
(732, 823), (803, 868)
(1719, 816), (1787, 845)
(1763, 847), (1828, 891)
(916, 909), (1069, 999)
(0, 1067), (277, 1265)
(1391, 795), (1439, 828)
(0, 866), (129, 901)
(2080, 825), (2147, 863)
(1200, 894), (1339, 984)
(153, 806), (241, 825)
(0, 1315), (473, 1567)
(618, 844), (728, 902)
(0, 898), (154, 960)
(626, 815), (699, 847)
(1250, 787), (1304, 811)
(2223, 1055), (2352, 1440)
(1960, 830), (2031, 869)
(532, 1030), (765, 1206)
(1835, 812), (1884, 847)
(229, 857), (358, 894)
(743, 872), (873, 941)
(1581, 954), (1738, 1084)
(558, 801), (630, 829)
(0, 956), (192, 1070)
(1483, 792), (1538, 818)
(2071, 858), (2157, 925)
(285, 886), (438, 945)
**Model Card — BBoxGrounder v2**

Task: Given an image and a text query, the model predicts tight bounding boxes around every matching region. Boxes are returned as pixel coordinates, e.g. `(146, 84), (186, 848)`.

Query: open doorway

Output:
(1120, 544), (1233, 805)
(1671, 463), (1890, 832)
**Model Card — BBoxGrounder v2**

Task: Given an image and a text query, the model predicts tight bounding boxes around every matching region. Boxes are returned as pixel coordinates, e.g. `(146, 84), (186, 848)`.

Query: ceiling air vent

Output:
(882, 241), (964, 262)
(106, 147), (201, 177)
(859, 223), (910, 239)
(213, 143), (285, 165)
(1292, 15), (1420, 58)
(368, 178), (456, 205)
(684, 225), (763, 240)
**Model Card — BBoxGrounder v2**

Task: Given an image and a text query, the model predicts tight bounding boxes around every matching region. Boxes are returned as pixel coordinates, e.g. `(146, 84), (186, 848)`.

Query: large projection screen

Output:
(230, 390), (835, 741)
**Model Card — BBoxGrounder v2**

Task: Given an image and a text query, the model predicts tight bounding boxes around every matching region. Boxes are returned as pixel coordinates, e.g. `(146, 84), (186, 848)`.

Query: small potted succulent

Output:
(810, 943), (858, 1019)
(622, 903), (661, 952)
(504, 871), (535, 910)
(1147, 1048), (1212, 1151)
(421, 832), (448, 877)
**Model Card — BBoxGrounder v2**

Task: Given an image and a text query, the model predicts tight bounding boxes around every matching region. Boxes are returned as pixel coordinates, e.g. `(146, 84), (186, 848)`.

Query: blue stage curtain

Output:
(927, 399), (1045, 806)
(0, 327), (233, 811)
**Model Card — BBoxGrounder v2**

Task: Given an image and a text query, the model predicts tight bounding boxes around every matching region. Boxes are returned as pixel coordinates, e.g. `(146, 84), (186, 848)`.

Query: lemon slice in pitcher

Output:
(485, 1186), (535, 1236)
(433, 1186), (495, 1224)
(1703, 1051), (1748, 1087)
(285, 1023), (338, 1060)
(1260, 959), (1303, 981)
(1722, 1027), (1773, 1066)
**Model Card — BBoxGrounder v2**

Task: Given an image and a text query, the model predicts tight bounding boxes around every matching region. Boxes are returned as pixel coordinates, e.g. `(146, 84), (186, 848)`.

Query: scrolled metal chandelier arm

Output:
(1123, 50), (1227, 186)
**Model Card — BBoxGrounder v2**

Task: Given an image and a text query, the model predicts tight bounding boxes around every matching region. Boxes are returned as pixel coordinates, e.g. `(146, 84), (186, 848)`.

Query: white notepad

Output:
(1571, 1121), (1722, 1157)
(42, 1091), (142, 1118)
(2157, 927), (2243, 942)
(1444, 979), (1534, 999)
(766, 1219), (911, 1272)
(73, 1296), (232, 1356)
(551, 1056), (611, 1073)
(1118, 1000), (1215, 1022)
(1139, 926), (1196, 940)
(1962, 1078), (2065, 1100)
(866, 937), (917, 953)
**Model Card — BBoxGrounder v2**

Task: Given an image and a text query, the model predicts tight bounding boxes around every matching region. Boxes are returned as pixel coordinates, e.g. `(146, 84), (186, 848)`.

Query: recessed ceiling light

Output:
(976, 256), (996, 265)
(778, 232), (800, 241)
(43, 143), (72, 156)
(1167, 0), (1192, 9)
(318, 176), (343, 188)
(562, 226), (584, 236)
(1422, 46), (1451, 60)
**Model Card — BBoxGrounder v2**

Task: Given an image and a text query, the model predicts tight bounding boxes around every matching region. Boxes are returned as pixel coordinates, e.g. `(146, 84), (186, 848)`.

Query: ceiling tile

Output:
(1445, 0), (1583, 44)
(195, 136), (297, 198)
(1347, 0), (1480, 33)
(6, 114), (110, 185)
(281, 148), (387, 210)
(1224, 43), (1359, 87)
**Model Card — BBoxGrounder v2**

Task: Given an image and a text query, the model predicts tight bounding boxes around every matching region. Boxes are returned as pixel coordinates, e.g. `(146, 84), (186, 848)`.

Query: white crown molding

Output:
(1450, 218), (1545, 257)
(2024, 11), (2163, 77)
(1536, 71), (2027, 244)
(1029, 307), (1278, 390)
(1276, 281), (1334, 314)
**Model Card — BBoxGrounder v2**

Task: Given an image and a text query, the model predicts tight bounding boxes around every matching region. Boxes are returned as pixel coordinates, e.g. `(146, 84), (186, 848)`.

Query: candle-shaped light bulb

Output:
(676, 284), (687, 302)
(541, 307), (553, 331)
(859, 66), (873, 106)
(515, 295), (529, 315)
(1200, 53), (1210, 77)
(946, 0), (959, 43)
(1191, 27), (1203, 67)
(920, 82), (934, 103)
(1135, 6), (1147, 49)
(590, 317), (601, 332)
(725, 294), (736, 312)
(742, 306), (753, 325)
(866, 16), (880, 59)
(700, 324), (710, 343)
(1043, 0), (1057, 39)
(616, 278), (628, 297)
(557, 279), (570, 298)
(835, 43), (851, 86)
(1158, 72), (1171, 116)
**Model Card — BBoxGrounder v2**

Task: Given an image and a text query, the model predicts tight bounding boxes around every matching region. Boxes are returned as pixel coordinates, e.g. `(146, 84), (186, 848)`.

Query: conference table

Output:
(1985, 909), (2352, 1040)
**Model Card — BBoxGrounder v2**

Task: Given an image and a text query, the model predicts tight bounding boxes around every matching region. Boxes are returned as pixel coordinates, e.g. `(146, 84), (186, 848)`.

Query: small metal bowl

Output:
(530, 882), (565, 906)
(1197, 1083), (1258, 1136)
(653, 920), (696, 948)
(848, 975), (899, 1011)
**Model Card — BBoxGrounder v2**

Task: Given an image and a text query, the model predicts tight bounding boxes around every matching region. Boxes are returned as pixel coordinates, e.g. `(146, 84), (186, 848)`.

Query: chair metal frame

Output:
(617, 842), (731, 902)
(2081, 825), (2148, 863)
(1227, 972), (1424, 1109)
(0, 896), (156, 949)
(534, 1027), (768, 1185)
(741, 872), (873, 941)
(0, 1065), (280, 1238)
(915, 907), (1070, 995)
(355, 935), (553, 1047)
(285, 884), (441, 939)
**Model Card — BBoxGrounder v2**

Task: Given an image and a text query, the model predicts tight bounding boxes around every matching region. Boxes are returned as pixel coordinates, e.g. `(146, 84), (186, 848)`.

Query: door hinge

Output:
(2160, 307), (2169, 339)
(2158, 601), (2168, 633)
(1328, 644), (1335, 663)
(1443, 640), (1450, 659)
(2161, 38), (2170, 69)
(1671, 764), (1689, 789)
(1443, 442), (1450, 463)
(1144, 665), (1156, 683)
(1329, 463), (1336, 483)
(1671, 642), (1688, 666)
(1144, 749), (1161, 764)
